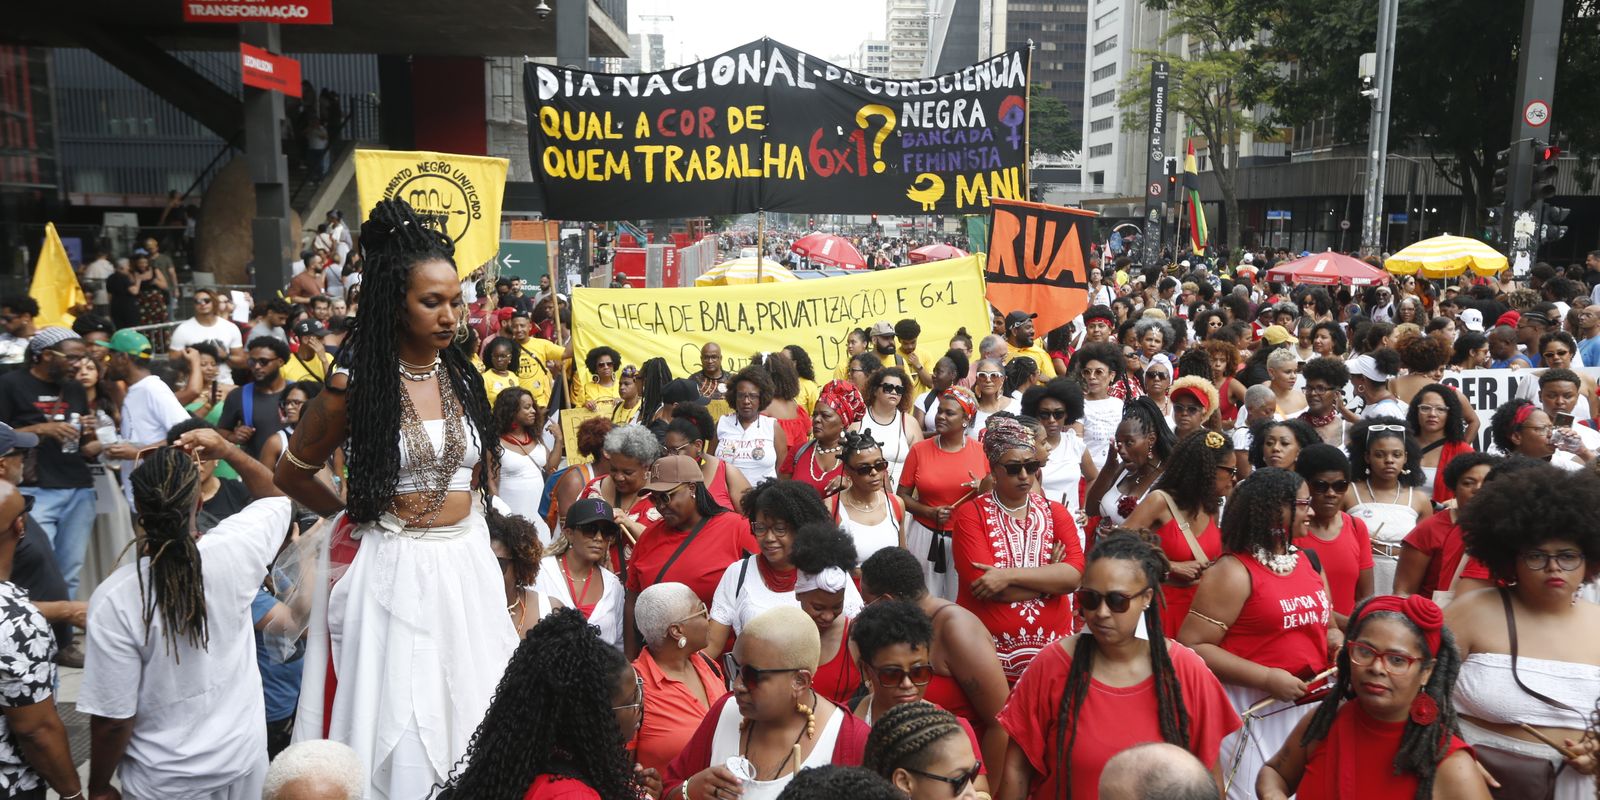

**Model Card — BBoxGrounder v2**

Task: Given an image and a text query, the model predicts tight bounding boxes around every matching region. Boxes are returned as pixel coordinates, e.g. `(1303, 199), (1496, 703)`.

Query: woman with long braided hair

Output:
(1178, 468), (1338, 800)
(272, 198), (515, 798)
(80, 428), (292, 798)
(1258, 594), (1487, 799)
(435, 607), (659, 800)
(994, 531), (1239, 800)
(864, 701), (984, 800)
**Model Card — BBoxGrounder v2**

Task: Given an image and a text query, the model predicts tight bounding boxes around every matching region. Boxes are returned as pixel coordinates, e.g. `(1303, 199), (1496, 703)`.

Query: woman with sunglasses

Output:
(717, 365), (789, 488)
(1122, 430), (1236, 637)
(854, 367), (923, 488)
(257, 381), (321, 474)
(611, 364), (643, 425)
(535, 497), (627, 647)
(865, 702), (983, 800)
(576, 346), (623, 413)
(952, 416), (1084, 682)
(1299, 357), (1357, 448)
(434, 608), (659, 800)
(997, 531), (1240, 800)
(582, 424), (665, 559)
(1293, 445), (1374, 619)
(1179, 468), (1338, 800)
(704, 481), (856, 659)
(1341, 417), (1431, 595)
(1020, 378), (1095, 516)
(971, 358), (1016, 433)
(779, 380), (861, 498)
(624, 455), (757, 656)
(667, 408), (751, 510)
(830, 430), (906, 566)
(1393, 452), (1499, 603)
(1444, 465), (1600, 799)
(488, 505), (562, 637)
(1259, 594), (1485, 800)
(633, 582), (721, 776)
(667, 605), (872, 800)
(1086, 398), (1176, 535)
(1142, 353), (1176, 430)
(898, 387), (988, 600)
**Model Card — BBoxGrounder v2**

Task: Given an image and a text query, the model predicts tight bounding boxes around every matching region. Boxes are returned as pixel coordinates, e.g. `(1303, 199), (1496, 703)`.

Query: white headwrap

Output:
(794, 566), (850, 595)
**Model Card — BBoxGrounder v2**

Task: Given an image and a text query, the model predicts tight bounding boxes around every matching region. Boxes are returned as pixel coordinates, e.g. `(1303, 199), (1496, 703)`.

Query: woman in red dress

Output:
(1259, 594), (1488, 799)
(1122, 430), (1235, 637)
(996, 531), (1240, 800)
(1293, 444), (1374, 618)
(1178, 467), (1339, 800)
(1393, 452), (1500, 602)
(952, 416), (1085, 683)
(780, 379), (864, 497)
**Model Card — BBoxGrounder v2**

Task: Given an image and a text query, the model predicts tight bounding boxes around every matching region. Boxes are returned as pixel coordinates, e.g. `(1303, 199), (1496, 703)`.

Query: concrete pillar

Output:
(241, 22), (293, 306)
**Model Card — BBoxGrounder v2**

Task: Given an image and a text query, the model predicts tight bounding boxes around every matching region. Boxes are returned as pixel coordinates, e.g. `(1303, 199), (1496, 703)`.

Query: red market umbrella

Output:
(907, 243), (969, 263)
(1265, 251), (1391, 287)
(790, 233), (866, 269)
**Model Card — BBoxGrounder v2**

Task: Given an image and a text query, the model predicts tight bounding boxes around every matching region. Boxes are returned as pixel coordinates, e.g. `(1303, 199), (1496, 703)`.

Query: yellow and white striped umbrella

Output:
(1384, 235), (1508, 278)
(693, 257), (799, 286)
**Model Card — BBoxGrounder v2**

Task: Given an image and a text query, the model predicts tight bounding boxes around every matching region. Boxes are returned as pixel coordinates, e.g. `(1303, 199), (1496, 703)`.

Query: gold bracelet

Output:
(283, 450), (321, 471)
(1187, 608), (1229, 632)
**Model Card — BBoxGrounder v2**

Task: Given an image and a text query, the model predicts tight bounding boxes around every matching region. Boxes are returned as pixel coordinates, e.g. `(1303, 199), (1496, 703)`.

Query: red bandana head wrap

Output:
(1354, 594), (1444, 657)
(942, 385), (978, 419)
(818, 380), (866, 428)
(1512, 402), (1537, 429)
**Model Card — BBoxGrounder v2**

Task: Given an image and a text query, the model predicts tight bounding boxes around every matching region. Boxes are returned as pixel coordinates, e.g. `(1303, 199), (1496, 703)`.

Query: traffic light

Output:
(1491, 146), (1513, 206)
(1542, 204), (1571, 245)
(1530, 140), (1560, 202)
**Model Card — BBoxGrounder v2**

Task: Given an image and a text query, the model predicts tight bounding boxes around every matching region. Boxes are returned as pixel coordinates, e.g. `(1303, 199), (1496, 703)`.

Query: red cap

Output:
(1496, 310), (1521, 329)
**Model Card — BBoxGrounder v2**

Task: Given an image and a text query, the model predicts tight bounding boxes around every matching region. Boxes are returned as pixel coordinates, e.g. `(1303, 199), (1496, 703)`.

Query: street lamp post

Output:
(1360, 0), (1399, 256)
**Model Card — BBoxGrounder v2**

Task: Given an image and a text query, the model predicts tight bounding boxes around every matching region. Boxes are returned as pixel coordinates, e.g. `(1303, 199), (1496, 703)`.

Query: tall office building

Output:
(1005, 2), (1087, 139)
(886, 0), (932, 78)
(923, 0), (1008, 74)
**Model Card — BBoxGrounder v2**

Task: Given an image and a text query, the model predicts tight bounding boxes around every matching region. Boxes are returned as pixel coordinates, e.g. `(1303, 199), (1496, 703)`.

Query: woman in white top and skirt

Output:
(275, 200), (525, 799)
(716, 365), (788, 487)
(493, 386), (554, 543)
(852, 367), (923, 488)
(1341, 417), (1432, 595)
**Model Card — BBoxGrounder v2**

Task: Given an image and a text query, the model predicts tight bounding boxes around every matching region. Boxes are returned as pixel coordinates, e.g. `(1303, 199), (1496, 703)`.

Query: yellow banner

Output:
(31, 223), (86, 328)
(353, 149), (508, 276)
(571, 257), (991, 385)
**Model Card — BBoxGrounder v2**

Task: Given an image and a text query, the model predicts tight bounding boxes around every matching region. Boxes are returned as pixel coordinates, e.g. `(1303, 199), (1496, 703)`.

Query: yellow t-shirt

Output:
(1005, 343), (1059, 379)
(796, 377), (820, 414)
(482, 369), (522, 410)
(281, 354), (328, 383)
(575, 379), (622, 409)
(516, 337), (566, 408)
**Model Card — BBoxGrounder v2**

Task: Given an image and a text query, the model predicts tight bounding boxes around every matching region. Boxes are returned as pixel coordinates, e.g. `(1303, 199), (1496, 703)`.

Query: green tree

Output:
(1029, 84), (1081, 156)
(1118, 0), (1277, 252)
(1254, 0), (1600, 236)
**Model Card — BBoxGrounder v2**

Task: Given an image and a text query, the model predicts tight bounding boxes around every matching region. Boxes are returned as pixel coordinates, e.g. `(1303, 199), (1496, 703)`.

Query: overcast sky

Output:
(629, 0), (887, 65)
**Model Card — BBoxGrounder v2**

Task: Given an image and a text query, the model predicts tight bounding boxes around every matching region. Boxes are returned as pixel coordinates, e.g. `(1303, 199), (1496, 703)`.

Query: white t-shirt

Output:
(84, 258), (115, 305)
(79, 498), (292, 797)
(1040, 429), (1087, 511)
(120, 375), (191, 446)
(168, 318), (243, 361)
(710, 555), (863, 636)
(1081, 396), (1125, 470)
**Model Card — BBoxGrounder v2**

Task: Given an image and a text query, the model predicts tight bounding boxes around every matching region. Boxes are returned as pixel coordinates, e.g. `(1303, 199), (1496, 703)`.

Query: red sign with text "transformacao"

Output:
(240, 44), (302, 97)
(185, 0), (332, 25)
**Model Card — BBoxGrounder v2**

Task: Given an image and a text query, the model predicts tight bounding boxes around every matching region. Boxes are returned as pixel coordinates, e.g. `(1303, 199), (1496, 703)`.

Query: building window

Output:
(1092, 63), (1116, 81)
(1091, 170), (1105, 189)
(1091, 89), (1115, 107)
(1089, 144), (1114, 158)
(1089, 116), (1115, 133)
(1095, 10), (1117, 30)
(1093, 35), (1118, 55)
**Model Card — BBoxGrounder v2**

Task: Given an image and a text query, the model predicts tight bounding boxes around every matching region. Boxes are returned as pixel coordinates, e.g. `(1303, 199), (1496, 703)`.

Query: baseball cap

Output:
(1241, 253), (1255, 264)
(564, 498), (620, 532)
(662, 378), (707, 405)
(1260, 325), (1296, 347)
(643, 455), (707, 492)
(1005, 311), (1038, 329)
(106, 328), (152, 358)
(26, 327), (82, 360)
(868, 321), (895, 337)
(292, 319), (329, 339)
(0, 422), (39, 455)
(1459, 308), (1485, 332)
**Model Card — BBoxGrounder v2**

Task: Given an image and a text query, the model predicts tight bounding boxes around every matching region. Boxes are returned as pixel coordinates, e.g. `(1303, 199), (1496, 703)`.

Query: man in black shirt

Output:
(0, 328), (100, 598)
(217, 337), (289, 460)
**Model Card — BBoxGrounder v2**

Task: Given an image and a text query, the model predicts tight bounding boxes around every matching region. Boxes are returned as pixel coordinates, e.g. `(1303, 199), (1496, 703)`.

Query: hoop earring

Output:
(454, 316), (470, 343)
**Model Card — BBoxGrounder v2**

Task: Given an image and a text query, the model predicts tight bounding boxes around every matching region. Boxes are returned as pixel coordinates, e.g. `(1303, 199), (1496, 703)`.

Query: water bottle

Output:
(58, 413), (79, 454)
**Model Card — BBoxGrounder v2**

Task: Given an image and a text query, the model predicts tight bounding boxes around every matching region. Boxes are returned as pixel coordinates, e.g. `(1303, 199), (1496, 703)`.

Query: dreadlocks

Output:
(435, 608), (637, 800)
(1053, 530), (1188, 800)
(637, 357), (672, 425)
(1300, 598), (1463, 800)
(863, 700), (966, 778)
(339, 199), (498, 523)
(129, 447), (208, 658)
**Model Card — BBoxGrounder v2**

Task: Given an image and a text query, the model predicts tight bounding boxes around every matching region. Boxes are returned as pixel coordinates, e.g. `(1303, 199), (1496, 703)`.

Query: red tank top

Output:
(812, 618), (862, 705)
(1155, 512), (1222, 639)
(920, 604), (978, 721)
(1216, 378), (1239, 424)
(1220, 552), (1331, 679)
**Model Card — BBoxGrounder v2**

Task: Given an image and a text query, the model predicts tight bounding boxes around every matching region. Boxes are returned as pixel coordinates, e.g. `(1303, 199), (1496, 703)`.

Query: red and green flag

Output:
(1183, 139), (1208, 254)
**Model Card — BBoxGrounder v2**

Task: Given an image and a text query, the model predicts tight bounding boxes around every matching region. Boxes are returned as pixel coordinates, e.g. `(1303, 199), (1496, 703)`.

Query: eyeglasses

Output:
(594, 361), (615, 369)
(671, 607), (709, 626)
(666, 441), (695, 455)
(850, 459), (890, 475)
(1304, 384), (1336, 395)
(879, 384), (906, 395)
(869, 662), (935, 688)
(1173, 403), (1204, 416)
(647, 484), (691, 507)
(1217, 465), (1239, 478)
(193, 297), (213, 306)
(1367, 424), (1406, 435)
(1037, 409), (1068, 420)
(976, 370), (1003, 380)
(1521, 423), (1554, 435)
(571, 523), (620, 540)
(1074, 586), (1151, 613)
(1308, 479), (1350, 495)
(611, 674), (645, 712)
(724, 653), (802, 689)
(999, 460), (1043, 476)
(752, 521), (793, 539)
(1293, 498), (1313, 507)
(1522, 550), (1584, 571)
(49, 350), (85, 363)
(1414, 404), (1448, 415)
(1346, 640), (1426, 675)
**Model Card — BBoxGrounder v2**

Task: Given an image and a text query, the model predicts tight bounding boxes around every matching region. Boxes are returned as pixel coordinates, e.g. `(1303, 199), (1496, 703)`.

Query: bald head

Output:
(1098, 742), (1217, 800)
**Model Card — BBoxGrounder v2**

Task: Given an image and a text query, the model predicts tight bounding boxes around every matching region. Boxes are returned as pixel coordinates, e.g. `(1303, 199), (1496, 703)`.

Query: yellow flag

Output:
(30, 223), (86, 328)
(353, 149), (509, 277)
